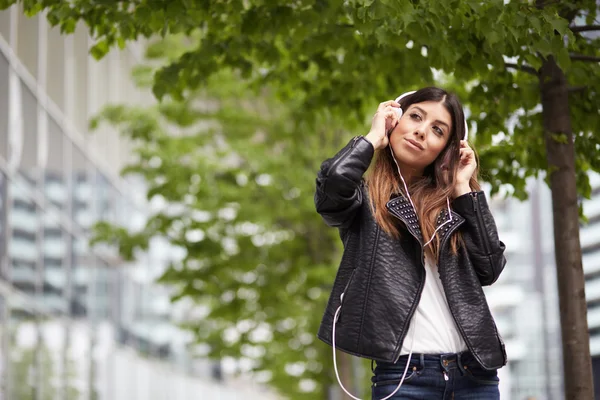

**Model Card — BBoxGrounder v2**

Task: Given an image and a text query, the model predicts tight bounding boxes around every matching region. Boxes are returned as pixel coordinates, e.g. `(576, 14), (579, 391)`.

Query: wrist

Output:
(454, 182), (472, 197)
(365, 131), (383, 149)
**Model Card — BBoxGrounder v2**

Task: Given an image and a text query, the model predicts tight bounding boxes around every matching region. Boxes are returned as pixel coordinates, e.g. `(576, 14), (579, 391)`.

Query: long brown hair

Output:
(365, 87), (480, 261)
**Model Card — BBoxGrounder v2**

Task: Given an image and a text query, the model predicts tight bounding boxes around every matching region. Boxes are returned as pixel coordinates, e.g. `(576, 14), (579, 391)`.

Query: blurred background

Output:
(0, 5), (278, 400)
(0, 2), (600, 400)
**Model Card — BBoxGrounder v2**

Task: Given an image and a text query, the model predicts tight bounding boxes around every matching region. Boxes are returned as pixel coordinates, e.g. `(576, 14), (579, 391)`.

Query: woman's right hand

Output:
(365, 100), (401, 150)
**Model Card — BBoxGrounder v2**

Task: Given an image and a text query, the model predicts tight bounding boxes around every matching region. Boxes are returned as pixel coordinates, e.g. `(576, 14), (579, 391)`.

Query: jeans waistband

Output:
(373, 351), (479, 373)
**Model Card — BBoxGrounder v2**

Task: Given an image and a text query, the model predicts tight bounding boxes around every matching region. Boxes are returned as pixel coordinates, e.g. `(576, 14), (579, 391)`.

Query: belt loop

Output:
(371, 359), (375, 373)
(419, 353), (425, 369)
(457, 352), (466, 375)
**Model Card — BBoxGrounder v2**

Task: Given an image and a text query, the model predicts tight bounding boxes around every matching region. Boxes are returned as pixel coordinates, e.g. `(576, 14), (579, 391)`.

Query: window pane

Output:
(95, 171), (117, 224)
(43, 218), (68, 314)
(19, 80), (38, 177)
(0, 9), (10, 42)
(0, 172), (7, 281)
(0, 51), (8, 160)
(16, 7), (38, 79)
(73, 29), (89, 135)
(71, 140), (91, 230)
(46, 25), (65, 111)
(46, 116), (66, 211)
(8, 176), (38, 291)
(92, 259), (114, 322)
(72, 234), (88, 319)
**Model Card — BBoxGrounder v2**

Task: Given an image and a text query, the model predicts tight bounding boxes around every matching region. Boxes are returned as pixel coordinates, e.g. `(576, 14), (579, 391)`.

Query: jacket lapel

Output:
(386, 195), (424, 245)
(386, 195), (465, 247)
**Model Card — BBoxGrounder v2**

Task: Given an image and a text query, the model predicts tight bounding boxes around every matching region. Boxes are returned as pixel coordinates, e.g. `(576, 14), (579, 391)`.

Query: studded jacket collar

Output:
(386, 195), (465, 248)
(314, 136), (507, 370)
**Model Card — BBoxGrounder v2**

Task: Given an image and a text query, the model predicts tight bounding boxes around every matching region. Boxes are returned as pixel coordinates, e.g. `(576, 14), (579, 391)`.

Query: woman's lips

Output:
(405, 138), (424, 150)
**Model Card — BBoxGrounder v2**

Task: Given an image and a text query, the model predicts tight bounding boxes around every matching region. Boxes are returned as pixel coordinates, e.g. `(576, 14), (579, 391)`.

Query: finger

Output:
(459, 149), (474, 161)
(383, 115), (396, 131)
(385, 105), (402, 120)
(373, 109), (396, 121)
(378, 100), (401, 111)
(385, 110), (399, 125)
(459, 148), (473, 157)
(460, 140), (470, 148)
(384, 106), (398, 118)
(384, 106), (399, 117)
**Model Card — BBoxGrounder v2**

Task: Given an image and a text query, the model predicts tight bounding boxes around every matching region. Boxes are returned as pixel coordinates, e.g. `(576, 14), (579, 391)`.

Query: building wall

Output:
(488, 171), (600, 399)
(581, 172), (600, 398)
(485, 178), (564, 400)
(0, 6), (278, 399)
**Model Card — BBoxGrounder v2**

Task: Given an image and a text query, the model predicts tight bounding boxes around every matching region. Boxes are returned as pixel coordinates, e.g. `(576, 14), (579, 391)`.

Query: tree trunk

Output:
(539, 56), (594, 399)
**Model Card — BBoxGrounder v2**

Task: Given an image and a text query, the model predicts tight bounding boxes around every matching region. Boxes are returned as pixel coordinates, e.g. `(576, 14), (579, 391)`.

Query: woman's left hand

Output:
(454, 140), (477, 196)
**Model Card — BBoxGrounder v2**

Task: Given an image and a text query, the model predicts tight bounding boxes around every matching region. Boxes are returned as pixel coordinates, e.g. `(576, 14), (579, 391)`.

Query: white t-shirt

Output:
(400, 257), (468, 355)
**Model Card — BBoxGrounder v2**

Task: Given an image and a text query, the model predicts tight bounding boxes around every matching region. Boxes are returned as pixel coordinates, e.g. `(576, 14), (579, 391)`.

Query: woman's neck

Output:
(396, 164), (423, 184)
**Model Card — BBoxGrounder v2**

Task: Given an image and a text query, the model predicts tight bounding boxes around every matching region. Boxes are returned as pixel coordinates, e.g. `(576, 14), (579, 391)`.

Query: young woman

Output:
(314, 87), (507, 399)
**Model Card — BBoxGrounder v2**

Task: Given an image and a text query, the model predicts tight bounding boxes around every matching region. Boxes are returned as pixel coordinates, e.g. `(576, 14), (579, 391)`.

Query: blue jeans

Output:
(371, 352), (500, 400)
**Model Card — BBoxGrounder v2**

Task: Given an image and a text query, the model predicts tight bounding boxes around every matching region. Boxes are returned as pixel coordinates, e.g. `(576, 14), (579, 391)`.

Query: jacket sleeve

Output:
(314, 136), (374, 229)
(452, 191), (506, 286)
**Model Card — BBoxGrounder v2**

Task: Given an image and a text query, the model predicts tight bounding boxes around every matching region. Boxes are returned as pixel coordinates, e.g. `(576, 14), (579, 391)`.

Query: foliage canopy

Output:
(4, 0), (600, 398)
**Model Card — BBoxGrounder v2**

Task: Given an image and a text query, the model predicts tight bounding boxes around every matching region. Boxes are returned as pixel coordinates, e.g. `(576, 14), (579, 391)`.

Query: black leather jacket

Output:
(315, 136), (507, 370)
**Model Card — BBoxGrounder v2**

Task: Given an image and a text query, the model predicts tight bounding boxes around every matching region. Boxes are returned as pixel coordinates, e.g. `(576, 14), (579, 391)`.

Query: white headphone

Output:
(394, 90), (469, 140)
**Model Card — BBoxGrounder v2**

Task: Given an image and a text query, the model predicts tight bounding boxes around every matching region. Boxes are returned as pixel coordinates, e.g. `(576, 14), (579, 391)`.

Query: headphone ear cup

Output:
(396, 108), (403, 118)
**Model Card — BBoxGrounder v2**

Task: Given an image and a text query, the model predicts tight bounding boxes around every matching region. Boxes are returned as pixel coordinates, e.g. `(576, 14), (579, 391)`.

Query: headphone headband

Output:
(394, 90), (469, 140)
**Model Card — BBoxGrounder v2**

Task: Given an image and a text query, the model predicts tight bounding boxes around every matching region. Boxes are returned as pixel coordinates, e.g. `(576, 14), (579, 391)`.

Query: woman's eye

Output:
(433, 126), (444, 135)
(410, 113), (421, 120)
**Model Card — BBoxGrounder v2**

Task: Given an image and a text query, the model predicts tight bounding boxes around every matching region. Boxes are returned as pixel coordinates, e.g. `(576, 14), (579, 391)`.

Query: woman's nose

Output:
(414, 128), (425, 139)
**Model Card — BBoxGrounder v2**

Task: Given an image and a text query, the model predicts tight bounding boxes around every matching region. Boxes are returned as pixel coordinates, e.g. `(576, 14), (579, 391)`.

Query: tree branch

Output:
(535, 0), (561, 8)
(505, 62), (538, 75)
(570, 25), (600, 33)
(568, 85), (587, 93)
(570, 53), (600, 62)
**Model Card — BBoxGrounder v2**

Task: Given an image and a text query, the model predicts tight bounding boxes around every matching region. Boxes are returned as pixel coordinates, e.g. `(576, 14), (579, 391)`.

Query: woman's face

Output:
(389, 100), (453, 175)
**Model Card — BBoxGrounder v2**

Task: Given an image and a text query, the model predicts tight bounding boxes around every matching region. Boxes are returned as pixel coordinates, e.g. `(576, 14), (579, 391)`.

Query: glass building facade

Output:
(487, 173), (600, 400)
(485, 178), (564, 400)
(581, 173), (600, 399)
(0, 5), (276, 400)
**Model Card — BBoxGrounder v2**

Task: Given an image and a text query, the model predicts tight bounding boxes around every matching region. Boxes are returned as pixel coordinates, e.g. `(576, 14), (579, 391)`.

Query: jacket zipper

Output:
(472, 192), (491, 254)
(388, 211), (426, 363)
(393, 251), (425, 363)
(438, 223), (481, 362)
(324, 136), (361, 178)
(337, 232), (355, 305)
(339, 268), (357, 305)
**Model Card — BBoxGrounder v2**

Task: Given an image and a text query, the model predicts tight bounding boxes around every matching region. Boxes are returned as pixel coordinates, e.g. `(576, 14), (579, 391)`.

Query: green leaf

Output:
(556, 47), (571, 70)
(90, 40), (110, 60)
(542, 11), (570, 36)
(529, 15), (542, 34)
